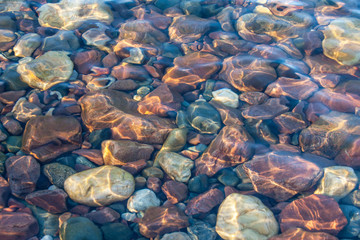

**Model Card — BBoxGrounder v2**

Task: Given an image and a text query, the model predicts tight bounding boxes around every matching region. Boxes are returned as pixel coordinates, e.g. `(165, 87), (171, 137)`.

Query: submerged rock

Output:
(13, 33), (42, 57)
(60, 217), (102, 240)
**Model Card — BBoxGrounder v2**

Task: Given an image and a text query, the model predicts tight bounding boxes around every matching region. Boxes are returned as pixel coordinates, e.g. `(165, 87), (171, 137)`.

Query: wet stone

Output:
(101, 223), (134, 240)
(161, 232), (191, 240)
(146, 177), (162, 193)
(14, 33), (42, 58)
(0, 211), (39, 240)
(82, 27), (111, 52)
(84, 207), (120, 225)
(25, 189), (68, 214)
(239, 91), (268, 105)
(242, 98), (289, 120)
(217, 168), (240, 187)
(269, 228), (339, 240)
(0, 176), (10, 210)
(185, 188), (224, 216)
(42, 30), (79, 52)
(0, 29), (16, 52)
(73, 50), (102, 75)
(43, 163), (76, 189)
(162, 181), (188, 204)
(142, 167), (164, 179)
(12, 97), (42, 123)
(188, 174), (208, 193)
(211, 88), (239, 108)
(59, 217), (102, 240)
(127, 189), (160, 213)
(273, 112), (307, 134)
(187, 220), (217, 240)
(158, 152), (194, 182)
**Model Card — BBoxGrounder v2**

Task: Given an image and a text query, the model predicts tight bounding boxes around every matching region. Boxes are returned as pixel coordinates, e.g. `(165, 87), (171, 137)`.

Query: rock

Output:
(73, 50), (102, 75)
(338, 205), (360, 238)
(42, 31), (79, 52)
(0, 29), (16, 51)
(142, 167), (164, 179)
(22, 116), (82, 162)
(84, 207), (120, 225)
(243, 151), (323, 201)
(185, 188), (224, 215)
(212, 88), (239, 108)
(315, 166), (358, 201)
(161, 232), (191, 240)
(269, 228), (338, 240)
(159, 128), (188, 154)
(219, 55), (277, 92)
(162, 181), (188, 204)
(12, 98), (42, 123)
(73, 149), (104, 165)
(273, 112), (307, 134)
(37, 0), (113, 30)
(209, 100), (244, 126)
(163, 52), (221, 93)
(139, 205), (189, 238)
(216, 193), (279, 240)
(242, 98), (289, 120)
(195, 125), (254, 177)
(279, 194), (347, 235)
(79, 90), (175, 144)
(5, 136), (22, 153)
(101, 223), (134, 240)
(169, 15), (217, 43)
(43, 163), (76, 188)
(217, 168), (240, 187)
(17, 51), (74, 91)
(5, 155), (40, 198)
(158, 152), (194, 182)
(111, 63), (149, 82)
(82, 26), (111, 51)
(188, 220), (217, 240)
(127, 189), (160, 213)
(0, 211), (39, 240)
(25, 204), (59, 238)
(64, 166), (135, 207)
(188, 174), (208, 193)
(59, 217), (102, 240)
(102, 140), (154, 166)
(154, 0), (180, 9)
(25, 189), (68, 214)
(123, 48), (146, 64)
(14, 33), (42, 57)
(323, 17), (360, 66)
(0, 176), (10, 209)
(88, 128), (112, 149)
(186, 100), (222, 134)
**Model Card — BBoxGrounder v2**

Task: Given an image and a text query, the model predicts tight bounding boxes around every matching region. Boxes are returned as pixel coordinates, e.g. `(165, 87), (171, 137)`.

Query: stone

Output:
(73, 50), (102, 75)
(139, 205), (189, 238)
(5, 155), (40, 198)
(216, 193), (279, 240)
(25, 189), (68, 214)
(217, 168), (240, 187)
(279, 194), (347, 235)
(127, 189), (160, 213)
(64, 166), (135, 207)
(273, 112), (307, 134)
(59, 217), (102, 240)
(43, 163), (76, 188)
(25, 204), (59, 238)
(159, 128), (188, 154)
(242, 98), (289, 120)
(209, 100), (244, 126)
(42, 31), (79, 52)
(17, 51), (73, 91)
(158, 152), (194, 182)
(211, 88), (239, 108)
(79, 90), (175, 144)
(0, 29), (16, 51)
(195, 125), (254, 177)
(82, 27), (111, 51)
(0, 64), (29, 91)
(101, 223), (134, 240)
(142, 167), (164, 179)
(188, 174), (208, 193)
(14, 33), (42, 57)
(315, 166), (358, 201)
(12, 98), (42, 123)
(323, 17), (360, 66)
(5, 136), (22, 153)
(147, 177), (162, 193)
(185, 189), (224, 215)
(111, 63), (149, 82)
(0, 176), (10, 209)
(22, 116), (82, 162)
(186, 100), (222, 134)
(0, 211), (39, 240)
(73, 149), (104, 165)
(162, 181), (188, 204)
(338, 205), (360, 238)
(123, 48), (146, 64)
(188, 220), (217, 240)
(161, 232), (191, 240)
(37, 0), (113, 30)
(219, 55), (277, 92)
(102, 140), (153, 166)
(88, 128), (112, 149)
(243, 151), (323, 202)
(269, 228), (338, 240)
(84, 207), (120, 225)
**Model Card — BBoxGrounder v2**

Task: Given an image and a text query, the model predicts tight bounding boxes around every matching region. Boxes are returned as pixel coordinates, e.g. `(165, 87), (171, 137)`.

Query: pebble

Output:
(101, 223), (134, 240)
(338, 204), (360, 238)
(43, 163), (76, 189)
(158, 152), (194, 182)
(59, 217), (102, 240)
(127, 189), (160, 213)
(187, 220), (217, 240)
(188, 174), (208, 193)
(217, 168), (240, 187)
(14, 33), (42, 57)
(0, 211), (39, 240)
(42, 30), (79, 52)
(185, 189), (224, 216)
(161, 232), (191, 240)
(212, 88), (239, 108)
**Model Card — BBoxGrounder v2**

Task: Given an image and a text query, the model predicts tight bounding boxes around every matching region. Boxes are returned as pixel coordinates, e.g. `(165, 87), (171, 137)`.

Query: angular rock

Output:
(0, 211), (39, 240)
(111, 63), (150, 82)
(162, 181), (188, 204)
(59, 217), (102, 240)
(242, 98), (289, 120)
(209, 100), (244, 126)
(269, 228), (338, 240)
(158, 152), (194, 182)
(82, 27), (111, 51)
(73, 50), (102, 75)
(273, 112), (307, 134)
(127, 189), (160, 213)
(42, 30), (79, 52)
(239, 91), (268, 105)
(14, 33), (42, 57)
(185, 188), (224, 215)
(0, 176), (10, 209)
(279, 194), (347, 235)
(84, 207), (120, 225)
(25, 189), (68, 214)
(243, 151), (323, 202)
(43, 163), (76, 188)
(64, 166), (135, 207)
(195, 125), (254, 176)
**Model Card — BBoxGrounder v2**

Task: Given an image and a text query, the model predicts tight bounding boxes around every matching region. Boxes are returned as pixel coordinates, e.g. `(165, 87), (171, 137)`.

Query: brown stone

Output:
(139, 205), (189, 238)
(73, 149), (104, 165)
(70, 205), (90, 216)
(279, 194), (347, 235)
(147, 177), (162, 193)
(84, 207), (120, 225)
(0, 176), (10, 210)
(122, 159), (147, 175)
(312, 74), (340, 89)
(209, 100), (244, 126)
(219, 55), (277, 92)
(102, 140), (154, 166)
(113, 39), (158, 59)
(22, 116), (82, 162)
(1, 116), (23, 135)
(239, 91), (268, 105)
(25, 189), (68, 214)
(108, 79), (138, 91)
(273, 112), (307, 134)
(185, 188), (224, 215)
(0, 211), (39, 240)
(249, 44), (288, 60)
(269, 228), (338, 240)
(133, 6), (172, 30)
(0, 90), (26, 105)
(242, 98), (289, 120)
(243, 151), (323, 202)
(335, 138), (360, 168)
(5, 155), (40, 198)
(138, 84), (183, 117)
(195, 125), (254, 176)
(162, 181), (188, 204)
(111, 63), (150, 81)
(305, 102), (330, 123)
(73, 50), (102, 74)
(163, 52), (221, 93)
(79, 90), (175, 144)
(102, 52), (118, 68)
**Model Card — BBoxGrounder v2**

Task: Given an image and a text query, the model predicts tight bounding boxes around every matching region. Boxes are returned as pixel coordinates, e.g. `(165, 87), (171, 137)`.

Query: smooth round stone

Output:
(60, 217), (102, 240)
(101, 223), (134, 240)
(17, 51), (73, 90)
(43, 163), (76, 189)
(127, 189), (160, 213)
(158, 152), (194, 182)
(188, 174), (208, 193)
(188, 220), (217, 240)
(5, 136), (22, 153)
(315, 166), (358, 201)
(338, 205), (360, 238)
(42, 30), (79, 52)
(14, 33), (42, 57)
(212, 88), (239, 108)
(216, 193), (279, 240)
(217, 169), (240, 187)
(64, 166), (135, 207)
(0, 29), (16, 51)
(161, 232), (191, 240)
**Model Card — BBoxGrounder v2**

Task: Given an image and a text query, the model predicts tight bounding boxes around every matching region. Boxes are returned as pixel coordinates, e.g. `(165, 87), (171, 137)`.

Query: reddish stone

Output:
(113, 39), (158, 59)
(243, 151), (323, 202)
(22, 116), (82, 162)
(269, 228), (338, 240)
(102, 52), (118, 68)
(249, 44), (288, 60)
(0, 211), (39, 240)
(108, 79), (139, 91)
(5, 155), (40, 198)
(147, 177), (162, 193)
(139, 205), (189, 238)
(0, 90), (26, 105)
(335, 138), (360, 168)
(111, 63), (150, 81)
(305, 102), (330, 123)
(133, 6), (172, 30)
(1, 116), (22, 135)
(187, 132), (216, 145)
(0, 176), (10, 209)
(303, 31), (323, 56)
(138, 84), (183, 117)
(84, 207), (120, 225)
(70, 205), (90, 216)
(18, 19), (36, 33)
(209, 100), (244, 126)
(162, 181), (188, 204)
(122, 159), (147, 175)
(73, 149), (104, 165)
(180, 150), (199, 160)
(224, 186), (240, 197)
(242, 98), (289, 120)
(73, 50), (102, 74)
(273, 112), (307, 134)
(185, 188), (224, 215)
(25, 189), (68, 214)
(312, 74), (340, 88)
(195, 125), (254, 177)
(279, 194), (347, 235)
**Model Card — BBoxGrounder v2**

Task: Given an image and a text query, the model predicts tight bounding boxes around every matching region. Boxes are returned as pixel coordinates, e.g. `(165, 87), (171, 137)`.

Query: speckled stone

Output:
(158, 152), (194, 182)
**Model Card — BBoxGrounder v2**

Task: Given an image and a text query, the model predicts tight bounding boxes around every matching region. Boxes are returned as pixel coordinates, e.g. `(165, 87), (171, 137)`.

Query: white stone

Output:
(127, 189), (160, 213)
(212, 88), (239, 108)
(41, 235), (53, 240)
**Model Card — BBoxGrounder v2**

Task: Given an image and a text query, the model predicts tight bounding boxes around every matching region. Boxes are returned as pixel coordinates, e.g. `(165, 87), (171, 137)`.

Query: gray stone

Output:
(43, 163), (76, 189)
(14, 33), (42, 57)
(60, 217), (102, 240)
(127, 189), (160, 213)
(42, 31), (79, 52)
(338, 205), (360, 238)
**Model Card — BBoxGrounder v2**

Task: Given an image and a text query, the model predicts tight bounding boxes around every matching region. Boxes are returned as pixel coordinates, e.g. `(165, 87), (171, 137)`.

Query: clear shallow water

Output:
(0, 0), (360, 239)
